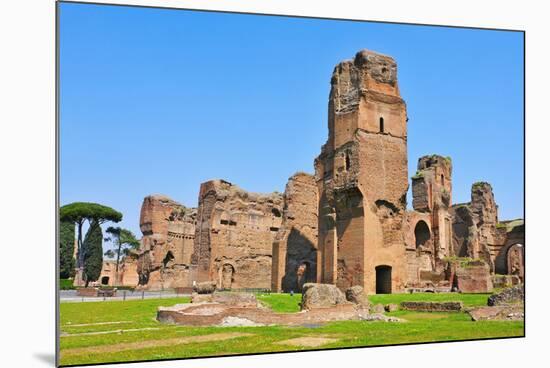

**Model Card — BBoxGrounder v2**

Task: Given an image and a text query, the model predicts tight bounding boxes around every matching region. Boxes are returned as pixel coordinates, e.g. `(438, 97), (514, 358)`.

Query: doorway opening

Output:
(375, 265), (392, 294)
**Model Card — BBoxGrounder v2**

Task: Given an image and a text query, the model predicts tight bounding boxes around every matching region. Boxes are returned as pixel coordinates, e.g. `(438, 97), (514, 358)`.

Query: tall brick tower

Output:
(315, 50), (409, 294)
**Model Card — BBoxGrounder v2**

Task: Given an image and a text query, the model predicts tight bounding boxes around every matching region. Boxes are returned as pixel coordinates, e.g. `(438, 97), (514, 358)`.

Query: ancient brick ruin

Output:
(109, 49), (523, 294)
(191, 180), (283, 290)
(135, 195), (197, 289)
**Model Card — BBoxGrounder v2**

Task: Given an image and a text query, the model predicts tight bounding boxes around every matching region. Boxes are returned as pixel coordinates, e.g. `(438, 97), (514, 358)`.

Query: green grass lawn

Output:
(59, 293), (523, 366)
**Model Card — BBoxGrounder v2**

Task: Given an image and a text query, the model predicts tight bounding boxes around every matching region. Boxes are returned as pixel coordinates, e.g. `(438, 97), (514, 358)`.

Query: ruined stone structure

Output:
(405, 154), (454, 289)
(136, 195), (197, 290)
(192, 180), (284, 290)
(109, 49), (523, 294)
(311, 50), (523, 294)
(314, 50), (410, 294)
(451, 183), (525, 282)
(96, 258), (139, 287)
(271, 173), (319, 292)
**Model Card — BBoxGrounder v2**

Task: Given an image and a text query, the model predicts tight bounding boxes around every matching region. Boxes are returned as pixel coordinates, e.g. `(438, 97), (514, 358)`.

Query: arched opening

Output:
(162, 251), (174, 268)
(220, 263), (235, 290)
(376, 265), (392, 294)
(415, 220), (431, 249)
(101, 276), (110, 285)
(379, 117), (385, 133)
(271, 208), (281, 218)
(440, 174), (444, 186)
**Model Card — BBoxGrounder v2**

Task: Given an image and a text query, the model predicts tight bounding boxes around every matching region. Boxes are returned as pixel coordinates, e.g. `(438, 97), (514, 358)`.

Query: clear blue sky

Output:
(59, 3), (524, 238)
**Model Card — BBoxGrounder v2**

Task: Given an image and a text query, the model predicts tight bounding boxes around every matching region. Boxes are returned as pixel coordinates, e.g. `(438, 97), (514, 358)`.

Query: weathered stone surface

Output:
(95, 256), (139, 288)
(370, 304), (385, 314)
(488, 285), (524, 306)
(316, 49), (409, 294)
(212, 292), (258, 308)
(454, 261), (493, 293)
(301, 283), (348, 310)
(360, 313), (402, 322)
(272, 172), (319, 293)
(450, 183), (525, 276)
(192, 180), (283, 290)
(345, 286), (370, 308)
(190, 292), (213, 304)
(385, 303), (399, 312)
(219, 316), (265, 327)
(193, 281), (216, 294)
(136, 195), (197, 290)
(467, 305), (524, 321)
(400, 301), (463, 312)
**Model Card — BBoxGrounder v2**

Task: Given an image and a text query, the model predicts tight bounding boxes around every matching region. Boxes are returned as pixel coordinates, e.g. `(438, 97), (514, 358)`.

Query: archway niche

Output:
(101, 276), (110, 285)
(221, 263), (235, 290)
(375, 265), (392, 294)
(414, 220), (431, 249)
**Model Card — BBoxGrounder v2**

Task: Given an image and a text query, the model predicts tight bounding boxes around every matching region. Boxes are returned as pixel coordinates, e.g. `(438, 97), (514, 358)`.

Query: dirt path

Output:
(63, 321), (132, 327)
(275, 336), (339, 347)
(61, 332), (253, 357)
(61, 327), (162, 337)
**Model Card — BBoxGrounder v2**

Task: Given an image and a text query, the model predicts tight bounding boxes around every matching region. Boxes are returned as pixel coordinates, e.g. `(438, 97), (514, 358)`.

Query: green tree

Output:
(82, 221), (103, 287)
(59, 220), (76, 279)
(104, 227), (140, 285)
(60, 202), (122, 284)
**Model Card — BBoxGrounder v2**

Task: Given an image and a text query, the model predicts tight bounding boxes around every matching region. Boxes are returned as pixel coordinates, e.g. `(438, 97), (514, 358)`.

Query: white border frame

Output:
(1, 1), (548, 367)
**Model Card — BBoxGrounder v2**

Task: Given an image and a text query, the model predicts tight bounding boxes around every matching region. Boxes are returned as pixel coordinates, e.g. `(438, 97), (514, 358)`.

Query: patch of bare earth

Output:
(276, 336), (339, 348)
(63, 321), (132, 327)
(61, 332), (253, 357)
(61, 327), (162, 337)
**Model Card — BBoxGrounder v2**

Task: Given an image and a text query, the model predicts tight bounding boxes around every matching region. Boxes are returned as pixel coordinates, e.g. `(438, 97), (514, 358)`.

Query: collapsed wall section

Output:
(271, 172), (319, 292)
(136, 195), (197, 290)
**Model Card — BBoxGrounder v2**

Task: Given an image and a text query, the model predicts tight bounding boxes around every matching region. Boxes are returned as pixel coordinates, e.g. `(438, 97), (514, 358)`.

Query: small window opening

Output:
(345, 151), (351, 171)
(440, 174), (444, 186)
(379, 117), (385, 133)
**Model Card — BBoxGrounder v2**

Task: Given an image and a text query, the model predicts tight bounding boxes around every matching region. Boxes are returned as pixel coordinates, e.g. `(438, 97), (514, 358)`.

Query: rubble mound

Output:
(488, 285), (524, 306)
(194, 281), (216, 294)
(345, 286), (370, 308)
(301, 283), (349, 310)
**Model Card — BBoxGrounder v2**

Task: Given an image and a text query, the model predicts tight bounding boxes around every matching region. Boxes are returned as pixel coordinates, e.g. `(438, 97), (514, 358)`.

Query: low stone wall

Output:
(400, 301), (463, 312)
(157, 303), (359, 326)
(76, 288), (99, 297)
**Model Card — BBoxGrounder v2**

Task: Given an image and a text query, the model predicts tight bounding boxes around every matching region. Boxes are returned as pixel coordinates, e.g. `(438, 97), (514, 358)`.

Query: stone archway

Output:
(375, 265), (392, 294)
(101, 276), (110, 285)
(220, 263), (235, 290)
(414, 220), (431, 249)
